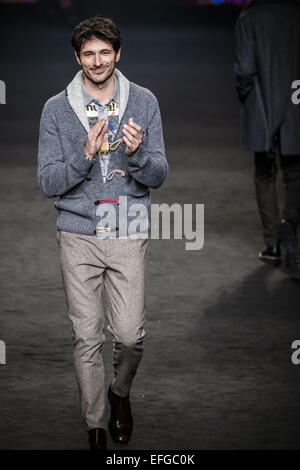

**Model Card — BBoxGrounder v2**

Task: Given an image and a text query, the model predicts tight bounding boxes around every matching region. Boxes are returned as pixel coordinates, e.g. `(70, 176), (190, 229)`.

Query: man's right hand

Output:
(85, 117), (109, 159)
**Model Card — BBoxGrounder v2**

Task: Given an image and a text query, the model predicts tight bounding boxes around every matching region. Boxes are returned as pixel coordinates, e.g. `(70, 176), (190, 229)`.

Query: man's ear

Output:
(74, 50), (81, 66)
(115, 47), (121, 63)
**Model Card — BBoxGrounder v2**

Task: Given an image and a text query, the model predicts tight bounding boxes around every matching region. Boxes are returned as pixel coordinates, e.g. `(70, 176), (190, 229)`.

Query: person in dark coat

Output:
(234, 0), (300, 270)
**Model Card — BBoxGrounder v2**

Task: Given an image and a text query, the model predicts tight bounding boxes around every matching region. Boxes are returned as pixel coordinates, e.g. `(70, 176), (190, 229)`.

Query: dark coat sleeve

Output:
(234, 14), (257, 103)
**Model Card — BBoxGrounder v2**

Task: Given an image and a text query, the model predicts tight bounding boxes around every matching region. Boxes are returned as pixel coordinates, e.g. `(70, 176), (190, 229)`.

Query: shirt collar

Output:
(81, 73), (120, 107)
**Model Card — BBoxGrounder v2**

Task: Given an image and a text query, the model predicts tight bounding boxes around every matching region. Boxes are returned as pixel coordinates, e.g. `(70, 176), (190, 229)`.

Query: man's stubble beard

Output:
(84, 63), (116, 86)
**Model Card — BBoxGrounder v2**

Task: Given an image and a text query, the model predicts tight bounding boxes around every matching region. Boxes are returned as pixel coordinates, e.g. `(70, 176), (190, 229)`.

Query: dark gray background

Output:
(0, 0), (300, 450)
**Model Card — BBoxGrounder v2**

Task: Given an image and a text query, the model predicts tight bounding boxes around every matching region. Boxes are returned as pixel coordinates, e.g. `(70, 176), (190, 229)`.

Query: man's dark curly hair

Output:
(71, 16), (121, 57)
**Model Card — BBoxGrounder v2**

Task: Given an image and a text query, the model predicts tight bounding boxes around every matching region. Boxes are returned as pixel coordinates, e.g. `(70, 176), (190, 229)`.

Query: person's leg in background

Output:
(278, 153), (300, 270)
(254, 150), (281, 265)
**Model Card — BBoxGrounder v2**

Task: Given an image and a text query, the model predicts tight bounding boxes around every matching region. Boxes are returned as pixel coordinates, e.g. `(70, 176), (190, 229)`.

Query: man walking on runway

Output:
(37, 16), (168, 449)
(235, 0), (300, 271)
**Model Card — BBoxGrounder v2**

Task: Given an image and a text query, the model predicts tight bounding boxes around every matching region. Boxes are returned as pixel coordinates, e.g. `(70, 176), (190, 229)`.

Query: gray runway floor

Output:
(1, 12), (300, 450)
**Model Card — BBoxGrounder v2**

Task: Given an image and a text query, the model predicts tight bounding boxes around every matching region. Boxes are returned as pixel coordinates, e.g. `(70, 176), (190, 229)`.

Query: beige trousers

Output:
(56, 229), (148, 431)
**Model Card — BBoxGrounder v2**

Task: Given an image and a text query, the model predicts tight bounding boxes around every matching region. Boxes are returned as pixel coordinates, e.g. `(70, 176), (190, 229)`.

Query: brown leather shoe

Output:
(108, 385), (133, 444)
(88, 427), (107, 450)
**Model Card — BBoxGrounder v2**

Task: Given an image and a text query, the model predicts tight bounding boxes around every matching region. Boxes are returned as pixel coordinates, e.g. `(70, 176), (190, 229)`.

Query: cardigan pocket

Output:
(55, 194), (94, 218)
(124, 174), (150, 198)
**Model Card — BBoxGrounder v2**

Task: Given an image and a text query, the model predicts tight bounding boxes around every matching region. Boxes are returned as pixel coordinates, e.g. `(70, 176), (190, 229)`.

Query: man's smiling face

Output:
(75, 36), (121, 85)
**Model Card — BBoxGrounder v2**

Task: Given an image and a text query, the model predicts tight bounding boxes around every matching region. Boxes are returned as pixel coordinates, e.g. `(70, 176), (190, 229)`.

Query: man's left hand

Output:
(122, 117), (143, 156)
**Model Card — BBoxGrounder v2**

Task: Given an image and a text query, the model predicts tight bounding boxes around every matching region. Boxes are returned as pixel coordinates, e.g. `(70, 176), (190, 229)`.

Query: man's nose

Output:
(94, 54), (102, 66)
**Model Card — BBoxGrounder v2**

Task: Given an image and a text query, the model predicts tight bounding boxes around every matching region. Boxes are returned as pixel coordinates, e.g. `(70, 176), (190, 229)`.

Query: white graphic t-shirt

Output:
(82, 74), (120, 183)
